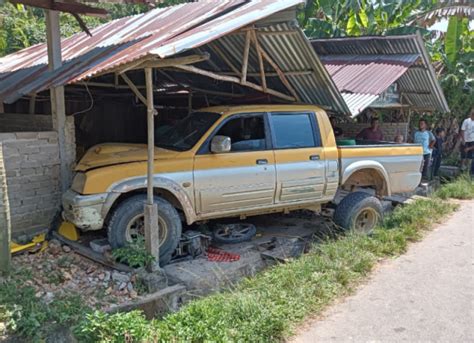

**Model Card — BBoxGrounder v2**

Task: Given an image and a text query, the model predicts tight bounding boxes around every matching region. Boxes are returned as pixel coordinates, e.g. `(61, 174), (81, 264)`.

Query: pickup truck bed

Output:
(338, 143), (423, 195)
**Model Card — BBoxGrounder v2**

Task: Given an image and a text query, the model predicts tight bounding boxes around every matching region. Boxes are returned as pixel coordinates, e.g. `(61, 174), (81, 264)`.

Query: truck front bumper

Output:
(62, 190), (109, 231)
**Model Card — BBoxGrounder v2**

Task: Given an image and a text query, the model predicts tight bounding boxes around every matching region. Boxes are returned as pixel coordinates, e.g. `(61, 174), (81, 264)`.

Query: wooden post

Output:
(46, 9), (70, 192)
(144, 67), (160, 271)
(0, 144), (11, 276)
(29, 94), (36, 114)
(241, 31), (251, 84)
(188, 91), (193, 114)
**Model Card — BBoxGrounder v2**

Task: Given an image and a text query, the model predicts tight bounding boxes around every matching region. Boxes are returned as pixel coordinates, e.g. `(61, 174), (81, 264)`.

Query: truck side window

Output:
(270, 113), (320, 149)
(215, 114), (266, 152)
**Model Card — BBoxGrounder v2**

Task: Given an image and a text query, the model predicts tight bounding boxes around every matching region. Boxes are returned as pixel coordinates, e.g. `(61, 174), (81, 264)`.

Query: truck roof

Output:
(199, 104), (325, 117)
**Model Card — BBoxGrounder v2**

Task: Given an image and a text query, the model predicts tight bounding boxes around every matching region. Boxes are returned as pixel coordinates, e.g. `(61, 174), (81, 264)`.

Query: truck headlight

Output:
(71, 172), (86, 194)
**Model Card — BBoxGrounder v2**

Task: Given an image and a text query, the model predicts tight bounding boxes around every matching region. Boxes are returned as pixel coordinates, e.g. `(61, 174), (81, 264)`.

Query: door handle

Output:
(309, 155), (320, 161)
(256, 159), (268, 165)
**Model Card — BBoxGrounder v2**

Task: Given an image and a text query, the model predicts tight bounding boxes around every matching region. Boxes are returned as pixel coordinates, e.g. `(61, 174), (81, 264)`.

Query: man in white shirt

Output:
(460, 108), (474, 176)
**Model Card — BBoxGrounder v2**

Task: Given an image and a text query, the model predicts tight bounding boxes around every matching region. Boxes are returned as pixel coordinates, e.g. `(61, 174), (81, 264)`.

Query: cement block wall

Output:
(338, 122), (409, 142)
(0, 113), (53, 132)
(0, 131), (61, 236)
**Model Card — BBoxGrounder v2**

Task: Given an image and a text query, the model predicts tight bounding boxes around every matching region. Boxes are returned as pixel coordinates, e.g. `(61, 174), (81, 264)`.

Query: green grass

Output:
(75, 198), (457, 343)
(435, 174), (474, 200)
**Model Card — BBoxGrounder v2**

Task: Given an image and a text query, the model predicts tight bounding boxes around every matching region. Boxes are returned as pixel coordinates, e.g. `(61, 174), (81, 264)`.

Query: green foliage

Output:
(76, 197), (457, 342)
(445, 16), (463, 66)
(435, 174), (474, 200)
(0, 268), (91, 339)
(112, 237), (155, 269)
(301, 0), (430, 38)
(75, 310), (154, 343)
(0, 2), (149, 57)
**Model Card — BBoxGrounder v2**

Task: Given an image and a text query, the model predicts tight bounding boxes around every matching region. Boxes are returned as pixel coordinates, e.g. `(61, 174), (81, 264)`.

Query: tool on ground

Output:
(206, 247), (240, 262)
(57, 221), (80, 241)
(11, 233), (47, 254)
(171, 230), (211, 263)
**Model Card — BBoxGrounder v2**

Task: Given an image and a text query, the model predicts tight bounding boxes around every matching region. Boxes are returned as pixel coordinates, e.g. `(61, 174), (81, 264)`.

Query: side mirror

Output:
(211, 135), (231, 153)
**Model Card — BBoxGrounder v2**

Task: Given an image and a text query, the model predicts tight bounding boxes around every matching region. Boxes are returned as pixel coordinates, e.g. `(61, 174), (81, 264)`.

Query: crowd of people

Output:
(330, 108), (474, 181)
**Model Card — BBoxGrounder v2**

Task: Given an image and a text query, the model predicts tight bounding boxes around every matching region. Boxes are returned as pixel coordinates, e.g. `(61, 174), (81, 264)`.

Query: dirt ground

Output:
(10, 210), (336, 310)
(291, 200), (474, 342)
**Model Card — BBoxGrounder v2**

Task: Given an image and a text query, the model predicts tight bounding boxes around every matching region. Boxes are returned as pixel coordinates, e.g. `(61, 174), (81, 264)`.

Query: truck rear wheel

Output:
(107, 194), (182, 266)
(333, 191), (383, 234)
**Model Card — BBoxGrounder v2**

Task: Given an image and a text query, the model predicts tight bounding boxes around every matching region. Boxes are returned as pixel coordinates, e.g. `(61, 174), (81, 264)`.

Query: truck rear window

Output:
(270, 113), (318, 149)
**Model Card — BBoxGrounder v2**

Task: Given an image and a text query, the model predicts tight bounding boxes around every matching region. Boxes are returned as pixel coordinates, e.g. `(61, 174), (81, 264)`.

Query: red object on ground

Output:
(206, 247), (240, 262)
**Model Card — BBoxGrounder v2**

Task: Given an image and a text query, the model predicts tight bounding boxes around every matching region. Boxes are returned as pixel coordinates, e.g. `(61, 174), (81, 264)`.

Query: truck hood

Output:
(75, 143), (180, 171)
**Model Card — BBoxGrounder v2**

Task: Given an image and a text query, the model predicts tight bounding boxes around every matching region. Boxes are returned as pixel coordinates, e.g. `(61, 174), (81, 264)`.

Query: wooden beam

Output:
(241, 30), (251, 83)
(251, 30), (267, 92)
(0, 144), (11, 276)
(252, 31), (301, 102)
(220, 70), (313, 77)
(46, 9), (70, 192)
(173, 64), (296, 102)
(144, 67), (160, 271)
(12, 0), (108, 17)
(120, 73), (147, 106)
(121, 54), (210, 74)
(210, 43), (241, 76)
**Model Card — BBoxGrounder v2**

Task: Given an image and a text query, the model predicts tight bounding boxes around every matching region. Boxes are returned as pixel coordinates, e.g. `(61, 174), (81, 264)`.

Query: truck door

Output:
(269, 111), (326, 203)
(193, 113), (276, 214)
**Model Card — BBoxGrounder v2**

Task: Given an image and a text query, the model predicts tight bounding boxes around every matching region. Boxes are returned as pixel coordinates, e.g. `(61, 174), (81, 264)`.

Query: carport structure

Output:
(311, 35), (449, 118)
(0, 0), (348, 267)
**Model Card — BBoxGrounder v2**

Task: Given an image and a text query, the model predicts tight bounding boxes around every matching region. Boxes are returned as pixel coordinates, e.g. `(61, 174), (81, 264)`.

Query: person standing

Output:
(460, 109), (474, 176)
(356, 118), (384, 141)
(330, 117), (344, 138)
(431, 127), (445, 178)
(413, 119), (435, 181)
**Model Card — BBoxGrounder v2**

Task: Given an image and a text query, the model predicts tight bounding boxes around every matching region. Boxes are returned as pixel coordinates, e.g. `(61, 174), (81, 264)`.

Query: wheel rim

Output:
(215, 224), (253, 240)
(353, 208), (378, 233)
(125, 214), (168, 247)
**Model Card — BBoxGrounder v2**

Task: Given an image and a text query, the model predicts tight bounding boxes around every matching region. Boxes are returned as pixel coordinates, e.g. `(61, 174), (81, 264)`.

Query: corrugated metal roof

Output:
(341, 93), (379, 118)
(311, 35), (449, 115)
(0, 0), (349, 114)
(321, 54), (419, 95)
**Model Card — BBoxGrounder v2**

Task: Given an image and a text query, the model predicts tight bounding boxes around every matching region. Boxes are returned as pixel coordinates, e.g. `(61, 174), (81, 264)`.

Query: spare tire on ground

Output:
(212, 223), (257, 244)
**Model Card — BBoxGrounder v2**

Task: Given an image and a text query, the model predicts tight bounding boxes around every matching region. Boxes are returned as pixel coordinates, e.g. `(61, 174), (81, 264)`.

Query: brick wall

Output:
(0, 131), (61, 237)
(338, 122), (409, 142)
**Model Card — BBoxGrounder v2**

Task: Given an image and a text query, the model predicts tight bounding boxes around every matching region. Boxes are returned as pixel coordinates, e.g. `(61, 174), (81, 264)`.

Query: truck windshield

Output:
(155, 112), (220, 151)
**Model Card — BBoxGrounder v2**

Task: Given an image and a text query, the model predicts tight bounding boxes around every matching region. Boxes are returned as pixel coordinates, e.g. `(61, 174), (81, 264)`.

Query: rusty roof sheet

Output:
(311, 35), (449, 115)
(0, 0), (349, 114)
(320, 54), (419, 95)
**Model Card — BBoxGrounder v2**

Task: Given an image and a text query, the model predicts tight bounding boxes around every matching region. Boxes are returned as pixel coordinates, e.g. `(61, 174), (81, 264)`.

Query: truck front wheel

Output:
(333, 191), (383, 234)
(107, 194), (182, 266)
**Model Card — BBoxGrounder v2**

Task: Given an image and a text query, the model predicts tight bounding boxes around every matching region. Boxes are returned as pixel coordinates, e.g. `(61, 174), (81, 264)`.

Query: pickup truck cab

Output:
(63, 105), (423, 265)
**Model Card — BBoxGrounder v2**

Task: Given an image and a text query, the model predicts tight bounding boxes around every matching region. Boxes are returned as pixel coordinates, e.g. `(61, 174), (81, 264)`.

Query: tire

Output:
(107, 195), (182, 266)
(212, 223), (257, 244)
(333, 191), (383, 234)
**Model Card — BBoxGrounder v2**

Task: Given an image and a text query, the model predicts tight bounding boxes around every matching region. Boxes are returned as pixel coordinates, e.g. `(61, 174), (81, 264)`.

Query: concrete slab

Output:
(164, 211), (334, 302)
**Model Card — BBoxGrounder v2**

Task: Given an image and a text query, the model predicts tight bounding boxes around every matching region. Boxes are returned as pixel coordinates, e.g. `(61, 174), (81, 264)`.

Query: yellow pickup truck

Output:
(63, 104), (423, 264)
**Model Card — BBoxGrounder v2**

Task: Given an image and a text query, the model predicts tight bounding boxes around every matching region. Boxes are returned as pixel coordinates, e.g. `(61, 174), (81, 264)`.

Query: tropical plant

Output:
(300, 0), (434, 38)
